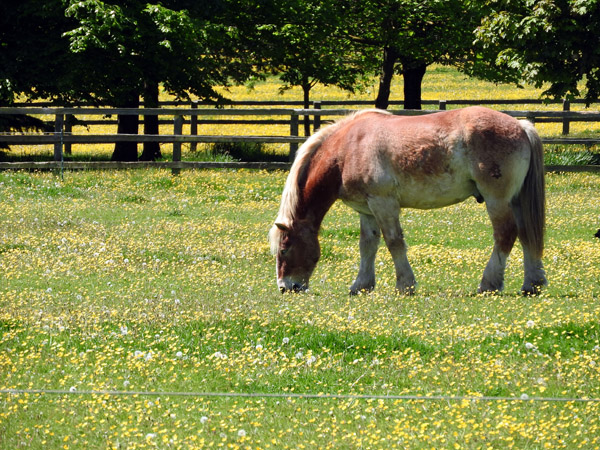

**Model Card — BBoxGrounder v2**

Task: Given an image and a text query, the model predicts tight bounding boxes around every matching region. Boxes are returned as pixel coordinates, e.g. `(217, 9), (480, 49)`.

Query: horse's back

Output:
(335, 107), (532, 210)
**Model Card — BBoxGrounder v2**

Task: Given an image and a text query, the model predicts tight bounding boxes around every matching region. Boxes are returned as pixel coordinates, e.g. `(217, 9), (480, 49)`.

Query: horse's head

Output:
(269, 220), (320, 293)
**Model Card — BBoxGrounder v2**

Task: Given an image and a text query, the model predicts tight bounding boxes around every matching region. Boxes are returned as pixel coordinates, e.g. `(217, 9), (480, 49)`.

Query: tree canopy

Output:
(471, 0), (600, 104)
(339, 0), (485, 109)
(241, 0), (368, 134)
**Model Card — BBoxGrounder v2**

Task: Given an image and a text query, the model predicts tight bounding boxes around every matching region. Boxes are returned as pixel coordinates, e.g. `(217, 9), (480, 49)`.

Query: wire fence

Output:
(2, 388), (599, 403)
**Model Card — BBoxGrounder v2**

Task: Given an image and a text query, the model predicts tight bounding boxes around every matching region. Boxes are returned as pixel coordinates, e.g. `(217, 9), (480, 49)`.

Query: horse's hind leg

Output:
(512, 199), (547, 294)
(367, 197), (416, 294)
(350, 213), (380, 294)
(479, 199), (518, 293)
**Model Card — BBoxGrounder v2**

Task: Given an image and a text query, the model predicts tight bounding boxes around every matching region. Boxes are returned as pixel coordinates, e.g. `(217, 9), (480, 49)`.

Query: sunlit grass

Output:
(0, 169), (599, 449)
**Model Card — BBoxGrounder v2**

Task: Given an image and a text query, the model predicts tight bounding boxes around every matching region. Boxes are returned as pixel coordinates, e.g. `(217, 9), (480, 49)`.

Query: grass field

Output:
(0, 166), (599, 449)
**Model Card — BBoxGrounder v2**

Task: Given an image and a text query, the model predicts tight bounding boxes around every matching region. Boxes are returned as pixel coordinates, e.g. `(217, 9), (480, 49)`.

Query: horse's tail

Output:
(515, 120), (545, 258)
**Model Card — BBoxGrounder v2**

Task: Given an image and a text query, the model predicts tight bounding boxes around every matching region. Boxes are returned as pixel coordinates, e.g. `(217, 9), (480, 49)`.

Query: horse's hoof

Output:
(349, 286), (374, 296)
(396, 284), (416, 295)
(477, 284), (503, 294)
(521, 282), (546, 296)
(521, 276), (547, 296)
(478, 279), (504, 294)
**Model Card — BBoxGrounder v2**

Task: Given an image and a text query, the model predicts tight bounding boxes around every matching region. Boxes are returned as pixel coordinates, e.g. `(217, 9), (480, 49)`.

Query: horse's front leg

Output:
(367, 197), (416, 294)
(350, 213), (380, 294)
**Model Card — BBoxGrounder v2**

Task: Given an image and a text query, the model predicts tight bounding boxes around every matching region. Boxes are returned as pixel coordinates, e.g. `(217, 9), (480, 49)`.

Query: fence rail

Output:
(2, 105), (600, 172)
(0, 160), (597, 173)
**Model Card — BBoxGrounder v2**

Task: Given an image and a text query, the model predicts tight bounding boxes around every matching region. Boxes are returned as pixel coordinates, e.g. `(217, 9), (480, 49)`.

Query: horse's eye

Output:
(280, 248), (288, 256)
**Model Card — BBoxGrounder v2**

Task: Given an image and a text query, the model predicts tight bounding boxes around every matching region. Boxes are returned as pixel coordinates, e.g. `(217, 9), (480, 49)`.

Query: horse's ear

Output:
(275, 221), (290, 232)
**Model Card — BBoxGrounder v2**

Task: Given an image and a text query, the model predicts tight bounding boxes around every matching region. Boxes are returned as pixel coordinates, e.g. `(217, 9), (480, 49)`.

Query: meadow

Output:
(1, 68), (600, 449)
(0, 167), (599, 449)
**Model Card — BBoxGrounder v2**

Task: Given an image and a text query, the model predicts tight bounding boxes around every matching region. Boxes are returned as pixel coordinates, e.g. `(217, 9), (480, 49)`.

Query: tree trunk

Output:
(400, 58), (427, 110)
(139, 81), (162, 161)
(111, 93), (139, 161)
(375, 46), (399, 110)
(302, 80), (311, 136)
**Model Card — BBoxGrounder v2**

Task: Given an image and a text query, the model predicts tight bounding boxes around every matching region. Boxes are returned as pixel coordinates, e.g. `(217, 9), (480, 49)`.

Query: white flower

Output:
(295, 351), (303, 359)
(526, 320), (535, 328)
(255, 344), (263, 351)
(282, 337), (290, 345)
(120, 326), (128, 336)
(525, 342), (536, 350)
(146, 433), (156, 440)
(213, 351), (227, 359)
(237, 429), (247, 437)
(176, 351), (183, 358)
(69, 386), (77, 392)
(200, 416), (208, 424)
(520, 393), (530, 400)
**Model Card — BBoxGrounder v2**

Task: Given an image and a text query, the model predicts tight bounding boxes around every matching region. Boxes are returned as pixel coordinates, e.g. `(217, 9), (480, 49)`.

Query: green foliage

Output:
(61, 0), (243, 104)
(209, 142), (288, 162)
(472, 0), (600, 104)
(0, 0), (77, 103)
(545, 146), (600, 165)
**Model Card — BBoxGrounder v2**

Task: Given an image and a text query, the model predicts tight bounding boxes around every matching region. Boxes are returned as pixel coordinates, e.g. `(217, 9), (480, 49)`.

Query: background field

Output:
(5, 65), (600, 165)
(0, 166), (599, 449)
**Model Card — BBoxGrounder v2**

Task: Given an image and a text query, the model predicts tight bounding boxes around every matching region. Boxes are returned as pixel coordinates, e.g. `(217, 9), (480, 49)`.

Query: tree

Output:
(233, 0), (368, 135)
(0, 0), (78, 143)
(63, 0), (252, 160)
(471, 0), (600, 104)
(0, 0), (79, 104)
(339, 0), (484, 109)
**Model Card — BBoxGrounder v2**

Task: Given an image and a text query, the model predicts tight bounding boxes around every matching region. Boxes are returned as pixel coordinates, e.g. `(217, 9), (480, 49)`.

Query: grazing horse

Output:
(269, 107), (547, 295)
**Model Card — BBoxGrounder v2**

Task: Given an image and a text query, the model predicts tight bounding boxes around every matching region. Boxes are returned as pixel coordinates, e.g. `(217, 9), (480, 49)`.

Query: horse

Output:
(269, 106), (547, 295)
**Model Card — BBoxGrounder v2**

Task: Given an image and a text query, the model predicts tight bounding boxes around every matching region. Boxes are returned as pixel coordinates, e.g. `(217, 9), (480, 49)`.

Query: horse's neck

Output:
(297, 157), (341, 229)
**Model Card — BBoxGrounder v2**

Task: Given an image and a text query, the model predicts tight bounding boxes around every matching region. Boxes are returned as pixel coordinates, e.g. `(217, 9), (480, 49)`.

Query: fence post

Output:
(290, 113), (299, 162)
(64, 114), (73, 155)
(190, 100), (198, 152)
(439, 100), (447, 110)
(562, 99), (570, 135)
(173, 115), (183, 175)
(54, 114), (64, 162)
(313, 101), (321, 132)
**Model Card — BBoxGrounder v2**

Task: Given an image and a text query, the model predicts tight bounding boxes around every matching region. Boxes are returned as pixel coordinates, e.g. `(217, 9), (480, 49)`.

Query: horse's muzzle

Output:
(278, 279), (308, 293)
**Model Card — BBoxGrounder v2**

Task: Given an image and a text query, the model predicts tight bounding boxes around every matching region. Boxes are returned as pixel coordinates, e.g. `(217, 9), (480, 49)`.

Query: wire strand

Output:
(2, 389), (599, 403)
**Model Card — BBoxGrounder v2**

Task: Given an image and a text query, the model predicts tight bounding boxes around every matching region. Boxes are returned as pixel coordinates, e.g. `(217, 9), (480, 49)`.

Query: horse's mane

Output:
(269, 109), (391, 254)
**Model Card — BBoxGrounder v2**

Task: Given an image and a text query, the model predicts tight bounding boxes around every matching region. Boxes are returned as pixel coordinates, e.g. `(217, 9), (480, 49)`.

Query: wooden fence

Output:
(1, 103), (600, 172)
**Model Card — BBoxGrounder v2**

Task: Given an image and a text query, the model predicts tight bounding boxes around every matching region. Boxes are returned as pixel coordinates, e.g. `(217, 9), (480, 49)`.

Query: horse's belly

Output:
(340, 157), (477, 212)
(393, 180), (473, 209)
(341, 179), (475, 213)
